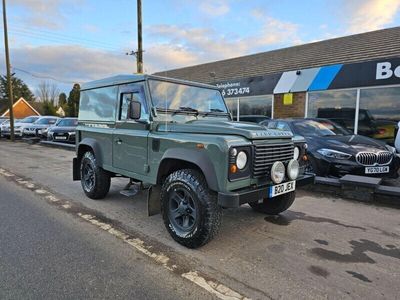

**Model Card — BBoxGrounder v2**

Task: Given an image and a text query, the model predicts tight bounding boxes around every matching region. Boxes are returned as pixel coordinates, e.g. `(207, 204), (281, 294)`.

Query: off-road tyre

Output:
(249, 191), (296, 215)
(80, 151), (110, 199)
(161, 169), (222, 248)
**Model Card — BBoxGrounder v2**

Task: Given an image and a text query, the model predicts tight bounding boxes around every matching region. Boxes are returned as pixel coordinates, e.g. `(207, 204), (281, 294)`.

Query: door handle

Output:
(115, 138), (122, 145)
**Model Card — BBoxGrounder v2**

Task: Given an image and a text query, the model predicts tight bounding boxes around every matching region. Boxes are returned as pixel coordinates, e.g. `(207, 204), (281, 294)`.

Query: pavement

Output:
(0, 140), (400, 299)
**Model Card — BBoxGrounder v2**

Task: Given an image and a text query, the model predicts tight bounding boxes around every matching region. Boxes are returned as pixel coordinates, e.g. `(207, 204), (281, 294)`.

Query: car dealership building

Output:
(155, 27), (400, 144)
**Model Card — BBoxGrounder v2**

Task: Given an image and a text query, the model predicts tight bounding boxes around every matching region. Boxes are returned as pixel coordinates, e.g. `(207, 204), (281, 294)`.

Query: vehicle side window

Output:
(119, 87), (148, 121)
(120, 93), (132, 120)
(49, 119), (57, 125)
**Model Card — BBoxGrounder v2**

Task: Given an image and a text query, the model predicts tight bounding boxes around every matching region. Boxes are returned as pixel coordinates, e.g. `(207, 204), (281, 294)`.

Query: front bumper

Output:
(2, 129), (23, 137)
(313, 154), (400, 179)
(217, 173), (315, 208)
(49, 132), (76, 143)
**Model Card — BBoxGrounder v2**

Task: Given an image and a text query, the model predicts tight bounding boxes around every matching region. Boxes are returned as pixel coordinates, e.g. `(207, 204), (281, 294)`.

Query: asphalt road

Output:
(0, 176), (215, 300)
(0, 140), (400, 299)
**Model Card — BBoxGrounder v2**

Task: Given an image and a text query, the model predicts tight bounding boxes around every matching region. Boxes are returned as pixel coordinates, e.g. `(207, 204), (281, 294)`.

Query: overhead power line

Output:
(12, 67), (77, 84)
(9, 24), (120, 50)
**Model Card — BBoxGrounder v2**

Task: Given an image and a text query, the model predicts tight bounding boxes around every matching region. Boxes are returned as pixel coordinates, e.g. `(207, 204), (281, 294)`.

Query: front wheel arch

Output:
(157, 149), (220, 191)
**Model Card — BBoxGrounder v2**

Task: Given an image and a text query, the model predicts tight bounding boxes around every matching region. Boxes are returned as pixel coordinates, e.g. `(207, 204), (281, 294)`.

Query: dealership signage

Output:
(216, 57), (400, 97)
(215, 73), (281, 98)
(325, 57), (400, 90)
(376, 62), (400, 80)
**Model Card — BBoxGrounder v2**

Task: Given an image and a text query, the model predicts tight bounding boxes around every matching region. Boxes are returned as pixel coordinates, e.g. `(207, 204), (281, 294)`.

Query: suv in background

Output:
(72, 75), (314, 248)
(47, 118), (78, 143)
(23, 116), (59, 137)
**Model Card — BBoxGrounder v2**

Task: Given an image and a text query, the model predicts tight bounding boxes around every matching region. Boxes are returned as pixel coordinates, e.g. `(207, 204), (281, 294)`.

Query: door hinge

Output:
(144, 164), (150, 173)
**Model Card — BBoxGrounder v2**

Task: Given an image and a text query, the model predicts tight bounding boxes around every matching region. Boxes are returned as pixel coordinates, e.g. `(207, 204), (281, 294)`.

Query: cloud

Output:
(199, 0), (230, 17)
(3, 45), (135, 85)
(9, 0), (83, 29)
(146, 15), (301, 71)
(344, 0), (400, 34)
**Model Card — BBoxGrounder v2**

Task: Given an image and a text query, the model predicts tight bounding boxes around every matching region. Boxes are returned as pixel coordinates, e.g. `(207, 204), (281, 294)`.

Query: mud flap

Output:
(147, 185), (161, 216)
(72, 157), (81, 181)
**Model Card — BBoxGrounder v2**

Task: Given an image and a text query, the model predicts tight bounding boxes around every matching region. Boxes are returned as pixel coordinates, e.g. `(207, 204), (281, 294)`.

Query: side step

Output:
(120, 179), (142, 197)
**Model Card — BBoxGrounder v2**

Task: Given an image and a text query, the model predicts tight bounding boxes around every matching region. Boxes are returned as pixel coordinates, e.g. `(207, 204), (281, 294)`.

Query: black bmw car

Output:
(47, 118), (78, 143)
(261, 118), (400, 178)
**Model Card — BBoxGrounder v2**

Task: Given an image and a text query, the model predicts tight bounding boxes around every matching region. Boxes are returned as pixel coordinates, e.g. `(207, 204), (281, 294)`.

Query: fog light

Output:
(287, 159), (299, 180)
(271, 161), (285, 184)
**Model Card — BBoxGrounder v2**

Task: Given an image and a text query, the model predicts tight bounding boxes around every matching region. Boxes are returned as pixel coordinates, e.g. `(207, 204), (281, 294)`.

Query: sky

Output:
(1, 0), (400, 96)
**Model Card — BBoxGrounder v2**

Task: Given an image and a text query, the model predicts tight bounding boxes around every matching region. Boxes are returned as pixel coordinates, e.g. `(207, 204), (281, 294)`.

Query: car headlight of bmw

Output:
(317, 148), (352, 160)
(385, 145), (396, 154)
(68, 131), (76, 135)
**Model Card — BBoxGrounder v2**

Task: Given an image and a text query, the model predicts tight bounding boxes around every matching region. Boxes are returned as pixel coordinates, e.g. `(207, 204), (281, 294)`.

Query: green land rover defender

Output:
(72, 75), (314, 248)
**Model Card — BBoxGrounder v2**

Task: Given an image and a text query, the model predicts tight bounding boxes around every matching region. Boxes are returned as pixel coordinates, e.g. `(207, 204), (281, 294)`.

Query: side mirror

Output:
(129, 101), (141, 120)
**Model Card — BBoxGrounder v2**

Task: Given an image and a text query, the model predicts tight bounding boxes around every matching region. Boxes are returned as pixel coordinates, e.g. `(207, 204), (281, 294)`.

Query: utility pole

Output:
(137, 0), (143, 73)
(2, 0), (15, 141)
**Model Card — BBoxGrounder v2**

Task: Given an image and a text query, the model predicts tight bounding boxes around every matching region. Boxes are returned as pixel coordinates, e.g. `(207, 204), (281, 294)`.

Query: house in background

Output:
(1, 97), (41, 118)
(56, 106), (65, 117)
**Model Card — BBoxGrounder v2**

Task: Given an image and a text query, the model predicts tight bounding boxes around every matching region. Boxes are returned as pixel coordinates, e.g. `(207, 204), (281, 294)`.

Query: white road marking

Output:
(35, 189), (48, 194)
(0, 168), (251, 300)
(182, 271), (250, 300)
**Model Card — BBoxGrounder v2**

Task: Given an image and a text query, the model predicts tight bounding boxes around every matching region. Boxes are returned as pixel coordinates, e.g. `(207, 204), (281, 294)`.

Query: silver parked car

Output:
(23, 116), (59, 137)
(1, 116), (40, 138)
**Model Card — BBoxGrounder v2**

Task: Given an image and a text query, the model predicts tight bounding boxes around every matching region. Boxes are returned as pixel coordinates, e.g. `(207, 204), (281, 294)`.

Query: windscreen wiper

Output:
(172, 106), (199, 115)
(202, 108), (230, 116)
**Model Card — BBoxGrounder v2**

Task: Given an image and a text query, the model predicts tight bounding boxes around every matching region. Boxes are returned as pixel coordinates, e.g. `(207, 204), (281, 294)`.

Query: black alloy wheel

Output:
(82, 160), (95, 192)
(161, 169), (222, 248)
(168, 187), (198, 234)
(80, 151), (111, 199)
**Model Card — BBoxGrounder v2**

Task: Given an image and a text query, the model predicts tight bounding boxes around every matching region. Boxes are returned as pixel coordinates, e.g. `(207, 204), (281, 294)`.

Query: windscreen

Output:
(293, 119), (351, 137)
(58, 119), (78, 127)
(20, 116), (39, 123)
(36, 118), (53, 125)
(148, 80), (227, 113)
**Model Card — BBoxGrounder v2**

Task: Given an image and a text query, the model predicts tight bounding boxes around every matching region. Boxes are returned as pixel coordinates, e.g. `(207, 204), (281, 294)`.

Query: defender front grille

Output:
(253, 142), (294, 177)
(356, 151), (393, 166)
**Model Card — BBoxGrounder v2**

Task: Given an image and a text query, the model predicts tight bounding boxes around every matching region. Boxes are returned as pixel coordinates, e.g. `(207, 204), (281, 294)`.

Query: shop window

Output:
(225, 95), (272, 122)
(307, 90), (357, 133)
(358, 86), (400, 145)
(239, 95), (272, 120)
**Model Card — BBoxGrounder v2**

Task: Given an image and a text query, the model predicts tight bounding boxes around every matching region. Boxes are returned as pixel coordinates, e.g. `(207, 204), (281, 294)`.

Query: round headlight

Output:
(271, 161), (285, 184)
(287, 159), (300, 180)
(236, 151), (247, 170)
(293, 147), (300, 160)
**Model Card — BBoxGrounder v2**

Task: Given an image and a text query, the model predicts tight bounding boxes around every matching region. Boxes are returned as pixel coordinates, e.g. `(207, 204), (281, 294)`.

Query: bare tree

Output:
(37, 81), (59, 105)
